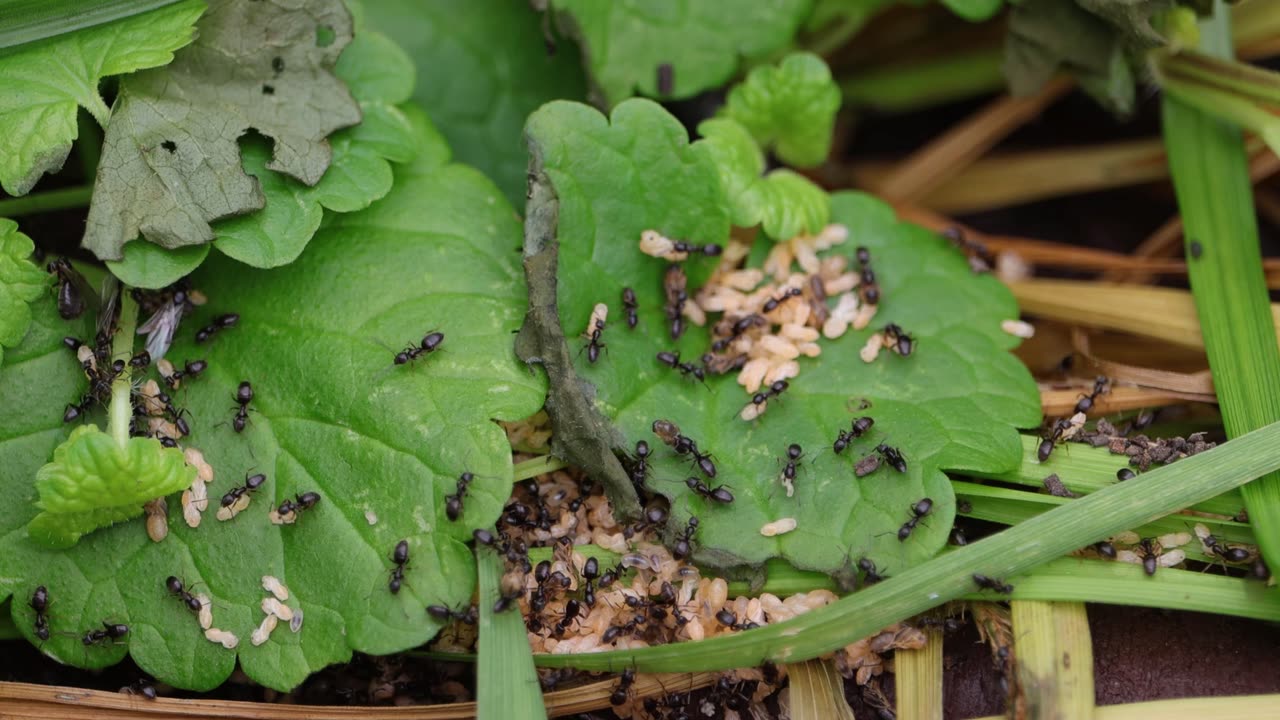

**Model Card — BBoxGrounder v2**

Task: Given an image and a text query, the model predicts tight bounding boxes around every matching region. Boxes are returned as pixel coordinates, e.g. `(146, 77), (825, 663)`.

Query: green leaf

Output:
(82, 0), (362, 261)
(0, 218), (48, 367)
(104, 24), (423, 286)
(940, 0), (1006, 20)
(0, 0), (203, 196)
(0, 117), (545, 690)
(477, 550), (547, 720)
(0, 0), (190, 50)
(548, 0), (814, 106)
(721, 52), (841, 168)
(28, 425), (195, 549)
(362, 0), (587, 207)
(522, 99), (1040, 578)
(695, 118), (830, 239)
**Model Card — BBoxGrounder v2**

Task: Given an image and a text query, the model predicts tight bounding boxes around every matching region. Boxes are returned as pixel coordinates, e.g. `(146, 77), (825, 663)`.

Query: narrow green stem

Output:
(0, 185), (93, 217)
(1161, 1), (1280, 572)
(1159, 50), (1280, 107)
(108, 289), (137, 446)
(511, 454), (567, 482)
(840, 46), (1005, 112)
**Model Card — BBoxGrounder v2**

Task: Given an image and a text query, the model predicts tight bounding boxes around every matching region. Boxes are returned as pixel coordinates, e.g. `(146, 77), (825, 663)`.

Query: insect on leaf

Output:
(0, 219), (50, 368)
(82, 0), (363, 261)
(0, 0), (205, 196)
(521, 98), (1040, 580)
(0, 111), (545, 691)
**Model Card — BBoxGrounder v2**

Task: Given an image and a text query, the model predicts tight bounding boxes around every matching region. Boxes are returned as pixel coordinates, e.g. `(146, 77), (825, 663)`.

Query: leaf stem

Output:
(108, 289), (137, 446)
(0, 185), (93, 217)
(511, 454), (567, 482)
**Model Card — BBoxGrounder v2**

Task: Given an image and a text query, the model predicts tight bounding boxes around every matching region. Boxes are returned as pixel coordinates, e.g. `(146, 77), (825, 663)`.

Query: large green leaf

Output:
(82, 0), (362, 261)
(0, 218), (48, 367)
(0, 0), (204, 195)
(548, 0), (814, 106)
(521, 99), (1040, 579)
(0, 114), (545, 691)
(362, 0), (587, 207)
(104, 22), (423, 287)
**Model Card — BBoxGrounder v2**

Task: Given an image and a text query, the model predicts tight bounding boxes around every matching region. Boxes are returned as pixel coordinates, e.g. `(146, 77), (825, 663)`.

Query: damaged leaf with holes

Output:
(82, 0), (362, 261)
(521, 97), (1040, 582)
(0, 113), (545, 691)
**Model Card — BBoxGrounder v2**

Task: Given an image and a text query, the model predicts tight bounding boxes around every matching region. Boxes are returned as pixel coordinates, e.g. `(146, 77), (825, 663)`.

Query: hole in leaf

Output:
(315, 24), (335, 47)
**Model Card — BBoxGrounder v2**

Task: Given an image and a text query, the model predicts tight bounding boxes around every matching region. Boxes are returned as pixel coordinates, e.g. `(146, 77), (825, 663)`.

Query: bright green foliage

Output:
(721, 52), (841, 168)
(0, 219), (48, 367)
(104, 25), (422, 287)
(476, 550), (547, 720)
(548, 0), (813, 106)
(27, 425), (194, 549)
(82, 0), (362, 261)
(0, 0), (204, 196)
(363, 0), (587, 207)
(694, 118), (830, 240)
(524, 99), (1040, 576)
(0, 116), (545, 691)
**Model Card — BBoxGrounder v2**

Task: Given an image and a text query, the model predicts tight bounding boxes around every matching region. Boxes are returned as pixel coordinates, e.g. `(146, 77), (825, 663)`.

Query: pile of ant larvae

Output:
(642, 225), (887, 420)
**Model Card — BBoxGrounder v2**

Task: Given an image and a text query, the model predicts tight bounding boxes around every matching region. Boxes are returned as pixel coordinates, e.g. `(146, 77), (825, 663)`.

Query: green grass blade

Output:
(477, 549), (546, 720)
(1162, 2), (1280, 572)
(967, 435), (1244, 517)
(0, 0), (183, 50)
(529, 419), (1280, 672)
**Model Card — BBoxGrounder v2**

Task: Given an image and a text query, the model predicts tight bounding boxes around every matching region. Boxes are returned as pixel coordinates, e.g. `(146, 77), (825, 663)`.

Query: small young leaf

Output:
(103, 24), (423, 286)
(0, 0), (204, 196)
(940, 0), (1006, 21)
(82, 0), (362, 261)
(0, 113), (545, 692)
(721, 52), (842, 168)
(363, 0), (588, 206)
(28, 425), (195, 549)
(548, 0), (812, 106)
(694, 118), (830, 239)
(0, 219), (49, 367)
(522, 99), (1040, 577)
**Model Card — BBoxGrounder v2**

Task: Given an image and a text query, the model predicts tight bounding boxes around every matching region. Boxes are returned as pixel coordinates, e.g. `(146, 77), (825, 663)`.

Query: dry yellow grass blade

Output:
(787, 660), (856, 720)
(1039, 387), (1203, 416)
(971, 693), (1280, 720)
(1010, 601), (1094, 719)
(873, 77), (1074, 203)
(894, 630), (943, 720)
(861, 138), (1170, 214)
(1008, 279), (1280, 351)
(0, 674), (719, 720)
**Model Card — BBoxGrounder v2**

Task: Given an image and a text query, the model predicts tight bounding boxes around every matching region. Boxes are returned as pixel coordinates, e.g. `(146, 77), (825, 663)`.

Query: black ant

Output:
(276, 491), (321, 518)
(155, 391), (192, 436)
(47, 258), (90, 320)
(663, 264), (688, 340)
(779, 443), (803, 490)
(122, 678), (158, 700)
(672, 516), (699, 560)
(582, 312), (606, 364)
(30, 586), (50, 641)
(656, 350), (706, 383)
(1116, 468), (1136, 481)
(972, 573), (1014, 594)
(1093, 541), (1117, 558)
(473, 528), (497, 546)
(602, 615), (646, 645)
(673, 240), (722, 257)
(165, 576), (204, 613)
(446, 471), (474, 521)
(875, 443), (907, 473)
(552, 598), (584, 637)
(195, 313), (239, 343)
(882, 323), (915, 357)
(492, 588), (523, 614)
(610, 668), (637, 706)
(714, 608), (759, 631)
(941, 226), (996, 273)
(1073, 376), (1109, 414)
(833, 416), (874, 454)
(668, 431), (717, 478)
(393, 331), (445, 366)
(711, 313), (765, 352)
(685, 477), (733, 504)
(1201, 532), (1251, 563)
(220, 472), (266, 509)
(897, 498), (933, 541)
(426, 604), (478, 624)
(388, 540), (409, 594)
(82, 621), (130, 646)
(858, 557), (886, 585)
(1136, 537), (1164, 576)
(762, 287), (803, 314)
(628, 440), (651, 495)
(855, 247), (880, 304)
(231, 380), (253, 433)
(128, 351), (151, 369)
(740, 380), (790, 421)
(598, 561), (626, 588)
(162, 358), (207, 388)
(622, 287), (639, 329)
(1037, 417), (1073, 462)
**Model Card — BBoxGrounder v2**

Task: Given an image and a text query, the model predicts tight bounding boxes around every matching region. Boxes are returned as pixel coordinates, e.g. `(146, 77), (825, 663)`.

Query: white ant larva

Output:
(262, 575), (290, 601)
(204, 627), (239, 649)
(251, 614), (279, 646)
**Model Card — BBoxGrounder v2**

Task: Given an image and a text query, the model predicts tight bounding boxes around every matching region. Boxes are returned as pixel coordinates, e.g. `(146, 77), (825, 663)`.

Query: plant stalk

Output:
(0, 185), (93, 217)
(107, 290), (137, 446)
